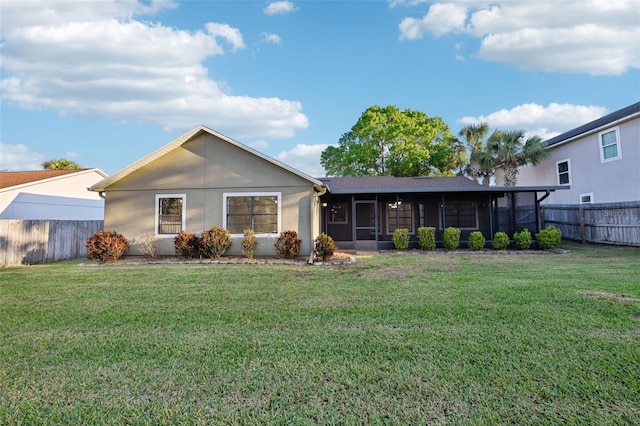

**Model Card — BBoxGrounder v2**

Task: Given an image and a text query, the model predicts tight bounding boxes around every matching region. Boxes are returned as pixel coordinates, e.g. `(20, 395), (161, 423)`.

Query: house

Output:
(512, 102), (640, 205)
(318, 176), (567, 251)
(90, 125), (568, 256)
(0, 169), (107, 220)
(90, 126), (326, 257)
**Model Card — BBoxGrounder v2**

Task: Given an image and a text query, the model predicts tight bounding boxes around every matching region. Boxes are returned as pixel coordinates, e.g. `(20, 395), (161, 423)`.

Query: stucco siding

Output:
(102, 133), (319, 256)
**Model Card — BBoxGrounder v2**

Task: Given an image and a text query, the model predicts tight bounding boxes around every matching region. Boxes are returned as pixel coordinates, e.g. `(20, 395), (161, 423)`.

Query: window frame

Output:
(580, 193), (594, 204)
(155, 194), (186, 238)
(599, 127), (622, 163)
(440, 201), (478, 230)
(223, 192), (281, 236)
(328, 202), (348, 224)
(556, 159), (571, 186)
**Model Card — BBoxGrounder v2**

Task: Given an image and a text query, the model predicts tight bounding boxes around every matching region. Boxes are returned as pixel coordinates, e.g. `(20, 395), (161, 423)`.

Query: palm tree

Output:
(458, 123), (488, 184)
(482, 130), (548, 187)
(42, 158), (82, 170)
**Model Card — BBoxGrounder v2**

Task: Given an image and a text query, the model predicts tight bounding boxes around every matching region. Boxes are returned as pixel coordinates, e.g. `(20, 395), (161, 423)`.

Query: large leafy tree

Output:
(42, 158), (82, 170)
(478, 130), (548, 186)
(320, 105), (459, 177)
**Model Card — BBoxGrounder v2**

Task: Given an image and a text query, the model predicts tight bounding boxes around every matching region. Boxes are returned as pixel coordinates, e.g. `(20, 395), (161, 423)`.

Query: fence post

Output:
(579, 206), (586, 244)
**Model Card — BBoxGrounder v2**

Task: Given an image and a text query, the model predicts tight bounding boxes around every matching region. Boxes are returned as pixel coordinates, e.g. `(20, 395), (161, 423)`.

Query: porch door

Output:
(354, 201), (378, 251)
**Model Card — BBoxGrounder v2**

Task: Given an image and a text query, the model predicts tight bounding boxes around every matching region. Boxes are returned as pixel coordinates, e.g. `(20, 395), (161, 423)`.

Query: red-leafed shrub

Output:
(275, 230), (301, 259)
(174, 231), (201, 258)
(314, 233), (337, 261)
(200, 226), (232, 258)
(86, 231), (129, 262)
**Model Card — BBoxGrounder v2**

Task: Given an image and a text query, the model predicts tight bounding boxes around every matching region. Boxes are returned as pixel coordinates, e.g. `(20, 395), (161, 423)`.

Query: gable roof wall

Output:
(91, 126), (325, 192)
(544, 101), (640, 148)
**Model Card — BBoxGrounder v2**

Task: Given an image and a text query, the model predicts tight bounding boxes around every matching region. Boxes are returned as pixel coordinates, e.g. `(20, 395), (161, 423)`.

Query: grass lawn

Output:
(1, 242), (639, 424)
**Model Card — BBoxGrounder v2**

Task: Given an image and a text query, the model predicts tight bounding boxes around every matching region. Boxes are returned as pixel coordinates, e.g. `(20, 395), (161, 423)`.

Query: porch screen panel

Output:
(227, 195), (278, 234)
(387, 202), (413, 233)
(444, 202), (477, 229)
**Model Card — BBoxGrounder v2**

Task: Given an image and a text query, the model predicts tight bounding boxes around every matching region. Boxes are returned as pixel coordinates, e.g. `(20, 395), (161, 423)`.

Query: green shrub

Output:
(314, 233), (337, 261)
(200, 226), (232, 258)
(536, 225), (562, 250)
(513, 229), (532, 250)
(275, 230), (302, 259)
(241, 229), (258, 259)
(392, 228), (410, 251)
(492, 231), (510, 250)
(174, 231), (201, 258)
(417, 227), (436, 250)
(443, 227), (461, 250)
(468, 231), (486, 250)
(86, 231), (129, 262)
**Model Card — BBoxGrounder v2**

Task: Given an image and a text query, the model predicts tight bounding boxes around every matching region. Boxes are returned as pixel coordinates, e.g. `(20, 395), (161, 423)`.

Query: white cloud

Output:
(275, 144), (330, 177)
(0, 143), (45, 171)
(399, 3), (467, 39)
(259, 32), (282, 45)
(264, 1), (298, 16)
(0, 0), (309, 138)
(397, 1), (640, 75)
(205, 23), (245, 50)
(458, 103), (608, 141)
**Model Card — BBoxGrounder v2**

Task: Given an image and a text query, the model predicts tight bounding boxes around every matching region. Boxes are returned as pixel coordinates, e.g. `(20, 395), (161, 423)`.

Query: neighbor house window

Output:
(223, 192), (281, 235)
(156, 194), (186, 236)
(442, 201), (477, 229)
(599, 127), (621, 162)
(328, 203), (348, 224)
(580, 193), (594, 204)
(387, 201), (414, 234)
(557, 159), (571, 185)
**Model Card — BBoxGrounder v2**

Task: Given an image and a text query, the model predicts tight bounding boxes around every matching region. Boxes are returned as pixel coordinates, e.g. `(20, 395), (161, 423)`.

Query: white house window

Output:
(599, 127), (621, 162)
(156, 194), (186, 236)
(328, 203), (348, 224)
(557, 159), (571, 185)
(580, 193), (594, 204)
(442, 201), (478, 229)
(387, 201), (413, 234)
(224, 192), (281, 235)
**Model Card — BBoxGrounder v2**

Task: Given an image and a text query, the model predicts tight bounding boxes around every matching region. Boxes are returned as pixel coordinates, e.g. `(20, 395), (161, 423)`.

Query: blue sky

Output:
(1, 0), (639, 176)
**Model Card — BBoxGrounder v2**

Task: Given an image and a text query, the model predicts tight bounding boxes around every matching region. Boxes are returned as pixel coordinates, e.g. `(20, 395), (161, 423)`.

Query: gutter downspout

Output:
(309, 185), (328, 264)
(536, 190), (552, 232)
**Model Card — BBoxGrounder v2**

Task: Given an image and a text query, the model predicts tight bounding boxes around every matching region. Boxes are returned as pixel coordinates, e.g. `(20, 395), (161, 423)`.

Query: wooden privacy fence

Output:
(542, 202), (640, 246)
(0, 220), (103, 267)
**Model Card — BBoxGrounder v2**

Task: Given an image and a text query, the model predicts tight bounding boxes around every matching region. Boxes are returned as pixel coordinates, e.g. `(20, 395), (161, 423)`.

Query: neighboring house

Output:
(90, 126), (326, 257)
(318, 176), (566, 251)
(90, 125), (567, 256)
(0, 169), (107, 220)
(512, 102), (640, 205)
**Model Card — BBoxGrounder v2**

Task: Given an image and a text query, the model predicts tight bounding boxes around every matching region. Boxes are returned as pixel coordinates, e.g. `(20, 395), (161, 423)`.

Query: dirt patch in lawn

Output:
(578, 290), (640, 302)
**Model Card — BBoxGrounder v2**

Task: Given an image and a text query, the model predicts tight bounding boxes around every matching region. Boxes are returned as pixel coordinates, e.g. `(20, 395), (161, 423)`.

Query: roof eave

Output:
(324, 185), (570, 195)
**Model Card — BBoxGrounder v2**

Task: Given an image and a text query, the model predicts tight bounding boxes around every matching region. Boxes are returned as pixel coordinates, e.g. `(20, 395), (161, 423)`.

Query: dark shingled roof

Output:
(544, 101), (640, 148)
(318, 175), (568, 195)
(319, 175), (482, 194)
(0, 169), (89, 189)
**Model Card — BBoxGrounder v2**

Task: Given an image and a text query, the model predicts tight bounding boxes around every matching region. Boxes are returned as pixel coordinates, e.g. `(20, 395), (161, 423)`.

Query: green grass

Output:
(1, 242), (639, 424)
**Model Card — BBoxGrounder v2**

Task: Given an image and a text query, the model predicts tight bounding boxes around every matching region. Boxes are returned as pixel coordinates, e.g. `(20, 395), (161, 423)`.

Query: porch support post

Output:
(488, 194), (494, 238)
